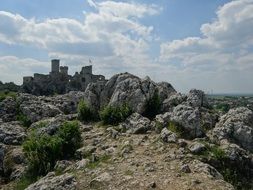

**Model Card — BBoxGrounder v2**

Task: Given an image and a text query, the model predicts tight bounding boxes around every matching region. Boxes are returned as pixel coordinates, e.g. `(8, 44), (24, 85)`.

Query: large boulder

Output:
(98, 73), (176, 114)
(169, 105), (204, 139)
(0, 122), (26, 145)
(162, 93), (187, 112)
(186, 89), (209, 108)
(15, 92), (84, 123)
(209, 107), (253, 152)
(25, 172), (77, 190)
(120, 113), (152, 134)
(3, 147), (26, 181)
(0, 97), (17, 122)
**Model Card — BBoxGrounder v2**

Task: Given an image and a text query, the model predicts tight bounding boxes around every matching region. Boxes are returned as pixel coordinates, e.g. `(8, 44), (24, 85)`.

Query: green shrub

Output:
(22, 121), (81, 177)
(0, 91), (17, 102)
(100, 103), (133, 126)
(143, 90), (161, 119)
(168, 121), (184, 136)
(57, 121), (82, 158)
(17, 114), (32, 128)
(23, 133), (63, 176)
(78, 100), (96, 122)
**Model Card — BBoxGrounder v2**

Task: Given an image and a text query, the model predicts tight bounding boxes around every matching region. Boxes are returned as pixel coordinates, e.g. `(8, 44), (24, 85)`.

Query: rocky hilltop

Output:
(0, 72), (252, 190)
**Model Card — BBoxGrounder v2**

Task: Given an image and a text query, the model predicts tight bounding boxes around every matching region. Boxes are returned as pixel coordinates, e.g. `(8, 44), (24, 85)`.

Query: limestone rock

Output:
(160, 128), (177, 143)
(0, 97), (17, 122)
(170, 105), (204, 139)
(100, 73), (176, 114)
(186, 89), (209, 108)
(25, 172), (77, 190)
(209, 107), (253, 152)
(193, 160), (223, 180)
(30, 114), (78, 136)
(0, 122), (26, 145)
(162, 93), (187, 112)
(120, 113), (151, 134)
(189, 142), (206, 154)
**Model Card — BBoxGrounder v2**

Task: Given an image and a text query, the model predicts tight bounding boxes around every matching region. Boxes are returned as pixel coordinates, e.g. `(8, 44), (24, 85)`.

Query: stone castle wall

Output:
(22, 60), (107, 95)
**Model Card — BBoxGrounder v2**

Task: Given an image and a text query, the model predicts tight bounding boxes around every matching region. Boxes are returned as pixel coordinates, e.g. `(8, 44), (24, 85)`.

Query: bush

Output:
(22, 121), (81, 177)
(143, 90), (161, 119)
(57, 121), (82, 158)
(0, 90), (17, 102)
(100, 103), (133, 126)
(78, 100), (96, 122)
(17, 113), (32, 128)
(23, 133), (63, 176)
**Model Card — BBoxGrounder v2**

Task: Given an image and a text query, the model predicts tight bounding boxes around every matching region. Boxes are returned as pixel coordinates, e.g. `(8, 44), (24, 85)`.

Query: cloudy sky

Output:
(0, 0), (253, 93)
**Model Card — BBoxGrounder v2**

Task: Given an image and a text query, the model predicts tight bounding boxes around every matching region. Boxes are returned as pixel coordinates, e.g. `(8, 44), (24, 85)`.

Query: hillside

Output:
(0, 73), (252, 190)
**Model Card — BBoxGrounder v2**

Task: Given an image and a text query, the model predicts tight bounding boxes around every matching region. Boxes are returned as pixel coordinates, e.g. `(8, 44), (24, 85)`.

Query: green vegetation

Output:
(215, 103), (230, 113)
(15, 175), (39, 190)
(167, 121), (184, 137)
(15, 100), (32, 128)
(86, 154), (111, 169)
(17, 114), (32, 128)
(143, 90), (161, 119)
(77, 99), (96, 122)
(57, 121), (82, 158)
(0, 90), (17, 102)
(100, 103), (132, 125)
(23, 121), (81, 177)
(197, 143), (252, 189)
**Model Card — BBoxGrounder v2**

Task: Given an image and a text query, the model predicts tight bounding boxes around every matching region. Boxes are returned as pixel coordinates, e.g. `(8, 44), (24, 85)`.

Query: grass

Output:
(0, 91), (17, 102)
(167, 121), (184, 137)
(14, 175), (39, 190)
(86, 154), (112, 169)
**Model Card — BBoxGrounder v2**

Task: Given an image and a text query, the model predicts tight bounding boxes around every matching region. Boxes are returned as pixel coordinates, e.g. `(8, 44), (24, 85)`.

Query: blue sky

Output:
(0, 0), (253, 93)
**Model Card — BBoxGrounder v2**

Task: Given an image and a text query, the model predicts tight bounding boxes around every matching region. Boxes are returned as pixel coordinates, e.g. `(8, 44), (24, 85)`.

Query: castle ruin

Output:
(22, 59), (107, 95)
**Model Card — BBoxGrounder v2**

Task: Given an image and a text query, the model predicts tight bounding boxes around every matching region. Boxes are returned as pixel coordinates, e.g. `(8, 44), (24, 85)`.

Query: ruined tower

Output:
(51, 59), (60, 74)
(60, 66), (68, 75)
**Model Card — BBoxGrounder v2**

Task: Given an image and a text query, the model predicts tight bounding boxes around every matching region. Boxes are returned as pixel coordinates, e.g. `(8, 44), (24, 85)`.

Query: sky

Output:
(0, 0), (253, 94)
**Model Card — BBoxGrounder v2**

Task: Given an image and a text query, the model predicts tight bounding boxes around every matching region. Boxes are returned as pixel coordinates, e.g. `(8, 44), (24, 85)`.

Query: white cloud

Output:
(159, 0), (253, 93)
(0, 56), (48, 84)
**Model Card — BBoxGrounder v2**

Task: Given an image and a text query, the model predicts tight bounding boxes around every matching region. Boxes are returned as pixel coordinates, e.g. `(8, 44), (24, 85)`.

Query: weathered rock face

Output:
(3, 147), (26, 181)
(186, 89), (209, 108)
(209, 107), (253, 152)
(85, 73), (176, 114)
(25, 172), (77, 190)
(0, 122), (26, 145)
(0, 97), (17, 122)
(170, 105), (204, 139)
(30, 114), (78, 136)
(162, 93), (187, 112)
(0, 92), (84, 124)
(120, 113), (152, 134)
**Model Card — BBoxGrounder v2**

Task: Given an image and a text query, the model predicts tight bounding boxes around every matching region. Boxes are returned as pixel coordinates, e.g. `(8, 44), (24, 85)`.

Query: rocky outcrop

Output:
(169, 105), (204, 139)
(120, 113), (152, 134)
(25, 172), (77, 190)
(209, 107), (253, 152)
(30, 114), (78, 136)
(85, 73), (176, 114)
(3, 147), (26, 181)
(186, 89), (209, 108)
(0, 92), (85, 123)
(0, 97), (17, 122)
(0, 122), (26, 145)
(162, 93), (187, 112)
